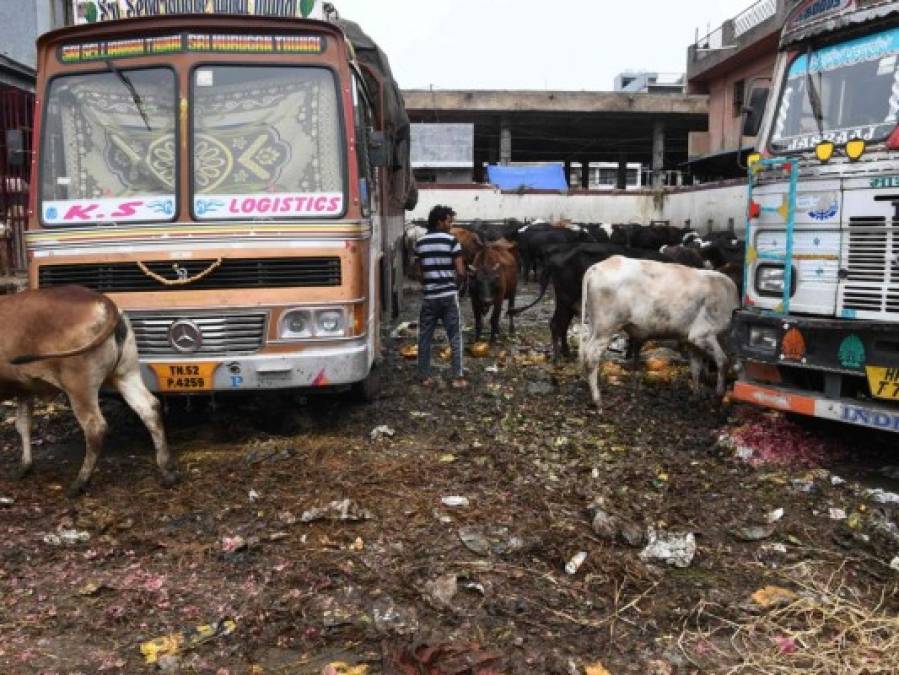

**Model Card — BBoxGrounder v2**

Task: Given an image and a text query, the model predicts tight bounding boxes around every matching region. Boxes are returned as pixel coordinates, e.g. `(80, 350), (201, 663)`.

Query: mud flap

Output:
(350, 359), (382, 403)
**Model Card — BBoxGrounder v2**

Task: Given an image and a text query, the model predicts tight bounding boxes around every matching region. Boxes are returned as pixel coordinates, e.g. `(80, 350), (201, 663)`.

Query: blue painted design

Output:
(195, 199), (225, 216)
(45, 207), (58, 220)
(788, 26), (899, 77)
(814, 237), (821, 246)
(841, 308), (858, 319)
(809, 202), (838, 221)
(147, 199), (174, 215)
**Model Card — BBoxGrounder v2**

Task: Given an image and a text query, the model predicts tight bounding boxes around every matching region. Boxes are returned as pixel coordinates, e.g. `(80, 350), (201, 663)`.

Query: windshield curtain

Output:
(191, 66), (344, 220)
(770, 26), (899, 153)
(40, 68), (177, 225)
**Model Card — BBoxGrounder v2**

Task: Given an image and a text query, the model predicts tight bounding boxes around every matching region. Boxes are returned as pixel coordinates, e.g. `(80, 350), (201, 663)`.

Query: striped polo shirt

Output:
(415, 231), (463, 299)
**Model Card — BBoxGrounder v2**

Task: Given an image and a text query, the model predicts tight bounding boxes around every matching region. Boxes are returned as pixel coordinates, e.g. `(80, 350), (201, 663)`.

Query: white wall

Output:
(411, 182), (748, 236)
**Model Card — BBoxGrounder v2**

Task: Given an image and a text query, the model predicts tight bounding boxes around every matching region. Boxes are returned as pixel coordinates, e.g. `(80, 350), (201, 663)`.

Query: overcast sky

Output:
(331, 0), (754, 91)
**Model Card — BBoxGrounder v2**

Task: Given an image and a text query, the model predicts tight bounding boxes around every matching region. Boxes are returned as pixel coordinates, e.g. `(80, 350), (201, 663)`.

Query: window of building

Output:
(733, 79), (746, 117)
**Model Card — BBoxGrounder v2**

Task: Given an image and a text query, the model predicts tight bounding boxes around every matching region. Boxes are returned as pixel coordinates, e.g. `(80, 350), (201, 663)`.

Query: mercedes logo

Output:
(168, 319), (203, 354)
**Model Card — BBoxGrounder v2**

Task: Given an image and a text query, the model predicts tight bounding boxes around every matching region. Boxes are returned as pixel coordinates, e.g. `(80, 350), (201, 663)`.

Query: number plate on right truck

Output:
(865, 367), (899, 401)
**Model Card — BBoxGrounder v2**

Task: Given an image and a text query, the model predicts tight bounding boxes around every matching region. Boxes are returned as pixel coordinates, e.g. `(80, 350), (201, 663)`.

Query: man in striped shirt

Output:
(414, 205), (468, 388)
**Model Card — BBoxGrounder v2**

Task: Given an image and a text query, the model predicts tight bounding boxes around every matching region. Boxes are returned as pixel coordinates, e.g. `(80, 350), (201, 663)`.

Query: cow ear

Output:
(492, 262), (501, 272)
(468, 265), (476, 273)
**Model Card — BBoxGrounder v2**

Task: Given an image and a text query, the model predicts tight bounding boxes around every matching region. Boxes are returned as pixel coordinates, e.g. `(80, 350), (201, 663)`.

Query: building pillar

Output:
(500, 118), (512, 166)
(652, 120), (665, 188)
(564, 160), (572, 188)
(581, 159), (590, 189)
(616, 153), (628, 191)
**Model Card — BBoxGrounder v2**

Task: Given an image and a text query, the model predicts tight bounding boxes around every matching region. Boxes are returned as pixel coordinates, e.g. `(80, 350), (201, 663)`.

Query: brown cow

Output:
(469, 240), (518, 343)
(450, 227), (484, 265)
(2, 286), (175, 496)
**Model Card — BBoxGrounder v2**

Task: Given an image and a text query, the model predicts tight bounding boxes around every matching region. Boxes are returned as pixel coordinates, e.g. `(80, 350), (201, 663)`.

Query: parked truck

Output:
(733, 0), (899, 431)
(24, 0), (415, 398)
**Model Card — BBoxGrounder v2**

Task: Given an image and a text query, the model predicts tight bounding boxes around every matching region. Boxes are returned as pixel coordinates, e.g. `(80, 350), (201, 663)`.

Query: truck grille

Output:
(38, 257), (341, 293)
(841, 217), (899, 314)
(128, 312), (267, 357)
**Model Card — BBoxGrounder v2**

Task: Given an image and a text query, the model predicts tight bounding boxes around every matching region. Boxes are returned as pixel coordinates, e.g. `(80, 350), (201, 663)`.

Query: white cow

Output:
(579, 256), (739, 412)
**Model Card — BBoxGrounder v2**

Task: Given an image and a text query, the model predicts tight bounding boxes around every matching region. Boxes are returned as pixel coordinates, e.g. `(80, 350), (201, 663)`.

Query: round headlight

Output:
(318, 311), (342, 333)
(287, 313), (306, 333)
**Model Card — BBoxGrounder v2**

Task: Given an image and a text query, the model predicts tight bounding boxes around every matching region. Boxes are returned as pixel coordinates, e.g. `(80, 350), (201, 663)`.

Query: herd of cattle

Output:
(405, 218), (745, 409)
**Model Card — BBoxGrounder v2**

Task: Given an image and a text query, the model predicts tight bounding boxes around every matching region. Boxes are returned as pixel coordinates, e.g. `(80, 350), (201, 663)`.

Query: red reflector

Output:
(781, 328), (807, 361)
(748, 201), (761, 219)
(887, 126), (899, 150)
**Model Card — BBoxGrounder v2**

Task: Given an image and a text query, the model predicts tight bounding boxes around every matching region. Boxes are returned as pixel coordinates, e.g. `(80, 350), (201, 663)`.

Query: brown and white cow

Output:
(579, 256), (738, 412)
(2, 286), (175, 496)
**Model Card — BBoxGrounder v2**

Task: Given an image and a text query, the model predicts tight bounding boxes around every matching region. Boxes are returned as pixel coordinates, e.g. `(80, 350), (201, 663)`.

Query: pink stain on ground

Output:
(726, 409), (847, 468)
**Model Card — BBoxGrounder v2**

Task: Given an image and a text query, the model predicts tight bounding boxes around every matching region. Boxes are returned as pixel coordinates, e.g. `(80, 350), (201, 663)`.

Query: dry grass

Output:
(678, 561), (899, 674)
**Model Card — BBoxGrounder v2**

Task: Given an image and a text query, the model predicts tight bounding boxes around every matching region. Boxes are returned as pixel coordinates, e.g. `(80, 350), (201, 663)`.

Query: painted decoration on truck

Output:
(194, 192), (343, 219)
(43, 196), (176, 224)
(838, 335), (866, 369)
(72, 0), (322, 24)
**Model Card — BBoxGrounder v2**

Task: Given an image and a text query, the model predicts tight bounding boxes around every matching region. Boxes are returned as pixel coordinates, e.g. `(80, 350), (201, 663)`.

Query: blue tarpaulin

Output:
(486, 164), (568, 191)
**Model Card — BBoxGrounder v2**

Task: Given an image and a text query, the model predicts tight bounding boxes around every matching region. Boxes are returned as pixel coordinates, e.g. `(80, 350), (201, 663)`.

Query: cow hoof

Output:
(160, 469), (181, 488)
(15, 464), (33, 480)
(66, 481), (87, 499)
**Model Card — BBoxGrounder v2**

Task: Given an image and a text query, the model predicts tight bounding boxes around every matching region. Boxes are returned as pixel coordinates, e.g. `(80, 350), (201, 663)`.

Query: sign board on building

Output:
(411, 123), (474, 169)
(787, 0), (855, 30)
(71, 0), (323, 24)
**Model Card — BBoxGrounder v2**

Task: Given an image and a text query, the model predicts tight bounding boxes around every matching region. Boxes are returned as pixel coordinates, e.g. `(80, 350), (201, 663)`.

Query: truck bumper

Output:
(732, 381), (899, 433)
(732, 309), (899, 432)
(139, 340), (372, 393)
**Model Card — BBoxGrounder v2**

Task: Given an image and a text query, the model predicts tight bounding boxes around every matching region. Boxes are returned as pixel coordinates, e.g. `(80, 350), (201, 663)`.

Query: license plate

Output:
(865, 366), (899, 401)
(149, 363), (218, 393)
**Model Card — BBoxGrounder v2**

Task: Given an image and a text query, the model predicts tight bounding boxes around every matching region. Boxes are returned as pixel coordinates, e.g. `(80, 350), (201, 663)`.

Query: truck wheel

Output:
(350, 360), (382, 403)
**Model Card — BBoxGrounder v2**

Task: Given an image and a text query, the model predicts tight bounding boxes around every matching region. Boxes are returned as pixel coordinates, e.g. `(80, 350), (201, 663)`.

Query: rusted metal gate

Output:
(0, 86), (34, 274)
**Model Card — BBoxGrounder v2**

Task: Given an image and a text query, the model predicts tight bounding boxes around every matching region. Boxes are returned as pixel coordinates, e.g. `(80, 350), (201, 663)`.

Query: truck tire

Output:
(350, 359), (382, 403)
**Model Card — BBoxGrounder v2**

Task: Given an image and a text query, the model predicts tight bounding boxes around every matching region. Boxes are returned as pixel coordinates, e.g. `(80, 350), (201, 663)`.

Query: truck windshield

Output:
(40, 68), (177, 225)
(770, 26), (899, 153)
(191, 66), (344, 220)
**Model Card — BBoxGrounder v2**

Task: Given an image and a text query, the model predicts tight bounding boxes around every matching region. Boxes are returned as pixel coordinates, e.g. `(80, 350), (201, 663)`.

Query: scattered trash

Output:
(390, 321), (418, 339)
(866, 488), (899, 505)
(140, 618), (236, 664)
(751, 586), (798, 609)
(248, 489), (260, 503)
(468, 342), (491, 358)
(760, 543), (788, 555)
(42, 529), (90, 546)
(891, 556), (899, 573)
(527, 380), (554, 396)
(278, 510), (297, 525)
(221, 536), (247, 554)
(485, 364), (500, 374)
(77, 581), (106, 596)
(0, 497), (13, 508)
(458, 526), (524, 556)
(565, 551), (588, 575)
(773, 635), (797, 654)
(441, 496), (469, 508)
(244, 446), (295, 465)
(831, 475), (846, 486)
(301, 499), (374, 523)
(370, 425), (395, 441)
(829, 508), (847, 521)
(438, 453), (456, 463)
(349, 537), (364, 552)
(371, 596), (419, 635)
(730, 524), (776, 542)
(322, 662), (368, 675)
(383, 642), (504, 674)
(422, 573), (458, 609)
(584, 662), (612, 675)
(639, 529), (696, 568)
(766, 508), (785, 524)
(399, 344), (418, 360)
(847, 512), (863, 530)
(409, 411), (430, 419)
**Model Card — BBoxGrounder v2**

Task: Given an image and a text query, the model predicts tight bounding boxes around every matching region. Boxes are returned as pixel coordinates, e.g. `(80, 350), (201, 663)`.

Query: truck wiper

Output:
(106, 59), (152, 132)
(804, 44), (825, 136)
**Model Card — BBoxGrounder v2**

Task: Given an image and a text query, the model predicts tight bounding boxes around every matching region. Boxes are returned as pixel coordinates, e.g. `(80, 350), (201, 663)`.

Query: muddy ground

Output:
(0, 284), (898, 674)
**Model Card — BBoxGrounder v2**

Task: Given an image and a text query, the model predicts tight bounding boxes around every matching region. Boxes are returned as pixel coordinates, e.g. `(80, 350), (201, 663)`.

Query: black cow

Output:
(518, 224), (598, 282)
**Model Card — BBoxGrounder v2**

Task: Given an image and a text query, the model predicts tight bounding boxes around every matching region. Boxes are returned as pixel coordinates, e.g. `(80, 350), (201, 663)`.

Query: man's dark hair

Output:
(427, 205), (454, 231)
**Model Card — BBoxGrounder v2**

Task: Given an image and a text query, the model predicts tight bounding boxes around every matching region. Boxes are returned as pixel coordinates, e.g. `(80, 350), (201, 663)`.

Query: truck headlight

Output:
(749, 326), (779, 352)
(755, 265), (795, 296)
(315, 309), (345, 336)
(279, 310), (312, 338)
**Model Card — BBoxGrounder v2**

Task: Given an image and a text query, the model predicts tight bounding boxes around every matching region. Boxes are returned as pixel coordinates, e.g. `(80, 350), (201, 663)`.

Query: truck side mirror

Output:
(369, 130), (389, 168)
(5, 129), (25, 168)
(742, 87), (770, 137)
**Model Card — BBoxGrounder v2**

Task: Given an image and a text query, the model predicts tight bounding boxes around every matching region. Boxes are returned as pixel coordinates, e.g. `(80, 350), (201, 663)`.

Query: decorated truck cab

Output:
(732, 0), (899, 432)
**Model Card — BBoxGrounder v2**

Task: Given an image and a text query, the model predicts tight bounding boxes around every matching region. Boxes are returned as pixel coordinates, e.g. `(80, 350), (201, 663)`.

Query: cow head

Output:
(468, 261), (502, 305)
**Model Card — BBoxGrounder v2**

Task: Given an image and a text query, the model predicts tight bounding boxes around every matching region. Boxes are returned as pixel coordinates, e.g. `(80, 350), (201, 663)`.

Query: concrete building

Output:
(403, 90), (708, 189)
(685, 0), (786, 181)
(614, 72), (685, 95)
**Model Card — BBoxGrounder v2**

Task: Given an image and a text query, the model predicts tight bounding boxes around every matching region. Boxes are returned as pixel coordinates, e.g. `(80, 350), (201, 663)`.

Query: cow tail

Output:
(579, 271), (589, 367)
(9, 296), (121, 365)
(508, 264), (551, 317)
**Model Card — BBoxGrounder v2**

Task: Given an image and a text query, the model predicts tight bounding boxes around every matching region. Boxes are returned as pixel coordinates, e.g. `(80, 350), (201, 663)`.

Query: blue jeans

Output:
(418, 295), (464, 379)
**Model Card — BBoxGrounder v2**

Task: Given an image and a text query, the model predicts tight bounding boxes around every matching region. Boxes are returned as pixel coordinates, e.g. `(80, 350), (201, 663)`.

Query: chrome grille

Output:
(128, 312), (267, 357)
(841, 217), (899, 314)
